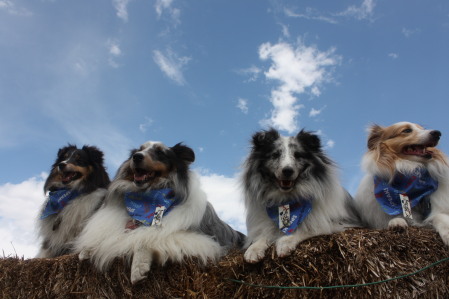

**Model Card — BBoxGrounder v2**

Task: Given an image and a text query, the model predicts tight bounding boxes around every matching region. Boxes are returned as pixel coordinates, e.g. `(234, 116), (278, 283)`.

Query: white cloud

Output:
(0, 0), (32, 16)
(388, 53), (399, 59)
(0, 174), (46, 258)
(284, 7), (338, 24)
(155, 0), (181, 26)
(325, 139), (335, 149)
(113, 0), (131, 22)
(198, 173), (246, 233)
(139, 116), (154, 133)
(107, 39), (122, 68)
(238, 65), (262, 82)
(153, 49), (191, 85)
(258, 40), (340, 133)
(309, 105), (327, 117)
(0, 171), (246, 258)
(402, 27), (419, 38)
(338, 0), (376, 20)
(237, 98), (249, 114)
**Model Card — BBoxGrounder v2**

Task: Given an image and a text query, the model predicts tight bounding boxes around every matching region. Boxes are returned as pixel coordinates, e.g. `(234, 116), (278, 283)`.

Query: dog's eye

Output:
(402, 128), (413, 134)
(271, 151), (281, 159)
(294, 152), (303, 159)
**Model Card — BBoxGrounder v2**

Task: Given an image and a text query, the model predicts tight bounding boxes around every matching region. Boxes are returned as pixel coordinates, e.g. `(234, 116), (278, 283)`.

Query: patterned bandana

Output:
(124, 188), (179, 227)
(266, 199), (312, 235)
(374, 168), (438, 216)
(40, 189), (80, 219)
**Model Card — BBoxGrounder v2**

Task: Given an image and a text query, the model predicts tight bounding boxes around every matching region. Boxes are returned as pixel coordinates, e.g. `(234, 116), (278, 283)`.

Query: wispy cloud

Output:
(107, 39), (122, 68)
(112, 0), (131, 22)
(402, 27), (420, 38)
(258, 40), (340, 133)
(153, 48), (191, 85)
(237, 65), (262, 82)
(155, 0), (181, 26)
(237, 98), (249, 114)
(337, 0), (376, 21)
(388, 53), (399, 59)
(0, 0), (32, 16)
(325, 139), (335, 149)
(139, 117), (154, 133)
(309, 105), (327, 117)
(284, 7), (338, 24)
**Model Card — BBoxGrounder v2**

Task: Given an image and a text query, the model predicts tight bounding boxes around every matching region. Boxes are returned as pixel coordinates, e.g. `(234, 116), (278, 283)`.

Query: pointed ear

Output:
(171, 143), (195, 164)
(57, 144), (76, 159)
(296, 130), (321, 152)
(82, 145), (105, 165)
(367, 124), (384, 150)
(252, 128), (280, 148)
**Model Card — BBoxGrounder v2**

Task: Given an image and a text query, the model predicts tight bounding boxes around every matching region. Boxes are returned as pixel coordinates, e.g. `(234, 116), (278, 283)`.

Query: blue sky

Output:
(1, 0), (449, 257)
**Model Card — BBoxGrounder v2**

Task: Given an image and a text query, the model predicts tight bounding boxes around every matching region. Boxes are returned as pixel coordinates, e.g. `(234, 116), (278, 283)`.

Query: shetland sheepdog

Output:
(36, 145), (110, 258)
(354, 122), (449, 244)
(242, 128), (359, 263)
(75, 141), (245, 284)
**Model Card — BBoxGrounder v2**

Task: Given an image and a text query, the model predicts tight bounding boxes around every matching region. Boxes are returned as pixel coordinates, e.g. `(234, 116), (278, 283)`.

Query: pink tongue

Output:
(62, 173), (74, 182)
(134, 174), (146, 181)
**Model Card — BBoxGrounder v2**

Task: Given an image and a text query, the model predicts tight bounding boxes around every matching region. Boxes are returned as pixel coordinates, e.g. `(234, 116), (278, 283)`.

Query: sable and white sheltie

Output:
(242, 128), (359, 263)
(75, 141), (245, 284)
(354, 122), (449, 244)
(36, 145), (110, 258)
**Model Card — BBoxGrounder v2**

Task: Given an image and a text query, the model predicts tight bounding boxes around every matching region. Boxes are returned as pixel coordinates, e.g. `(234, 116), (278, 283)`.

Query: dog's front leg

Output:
(276, 231), (312, 258)
(431, 213), (449, 246)
(244, 237), (270, 263)
(130, 247), (153, 284)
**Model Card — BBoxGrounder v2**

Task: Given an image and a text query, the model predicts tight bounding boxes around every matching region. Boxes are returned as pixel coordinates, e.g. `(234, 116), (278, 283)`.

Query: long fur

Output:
(75, 141), (245, 284)
(242, 128), (359, 263)
(36, 145), (110, 258)
(354, 122), (449, 244)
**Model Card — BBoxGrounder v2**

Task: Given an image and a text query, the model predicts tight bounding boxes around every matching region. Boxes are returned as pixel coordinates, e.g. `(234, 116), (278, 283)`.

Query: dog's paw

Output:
(244, 243), (267, 263)
(130, 261), (150, 284)
(388, 218), (408, 231)
(78, 249), (91, 261)
(275, 236), (299, 258)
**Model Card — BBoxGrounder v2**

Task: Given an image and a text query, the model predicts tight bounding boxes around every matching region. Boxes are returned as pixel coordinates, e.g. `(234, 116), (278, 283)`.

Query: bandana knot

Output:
(124, 188), (179, 227)
(266, 198), (312, 235)
(374, 168), (437, 217)
(40, 189), (79, 219)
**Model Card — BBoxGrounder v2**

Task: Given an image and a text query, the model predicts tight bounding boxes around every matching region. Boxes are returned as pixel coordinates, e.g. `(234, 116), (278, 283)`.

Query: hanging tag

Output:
(400, 194), (413, 219)
(152, 206), (166, 226)
(278, 204), (291, 229)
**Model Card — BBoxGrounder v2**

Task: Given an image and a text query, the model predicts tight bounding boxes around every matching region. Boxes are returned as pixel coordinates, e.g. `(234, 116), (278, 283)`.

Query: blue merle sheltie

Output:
(75, 141), (245, 284)
(242, 128), (360, 263)
(354, 122), (449, 245)
(36, 144), (110, 258)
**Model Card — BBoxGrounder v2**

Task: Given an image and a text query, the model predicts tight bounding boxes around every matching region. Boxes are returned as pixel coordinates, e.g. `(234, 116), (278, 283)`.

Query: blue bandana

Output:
(124, 188), (179, 226)
(374, 169), (438, 216)
(266, 199), (312, 235)
(40, 189), (80, 219)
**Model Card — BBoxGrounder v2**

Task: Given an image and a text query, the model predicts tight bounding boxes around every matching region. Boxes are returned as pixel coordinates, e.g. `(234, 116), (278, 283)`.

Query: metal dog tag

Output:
(278, 204), (291, 229)
(400, 194), (413, 219)
(152, 206), (166, 226)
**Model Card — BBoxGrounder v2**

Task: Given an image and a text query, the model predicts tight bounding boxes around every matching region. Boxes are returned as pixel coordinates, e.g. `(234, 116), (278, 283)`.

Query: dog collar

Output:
(40, 189), (80, 219)
(266, 199), (312, 235)
(124, 188), (179, 227)
(374, 168), (437, 217)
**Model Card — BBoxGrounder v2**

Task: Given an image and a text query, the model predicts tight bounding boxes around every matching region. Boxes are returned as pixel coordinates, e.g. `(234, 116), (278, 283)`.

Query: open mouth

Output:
(133, 168), (162, 185)
(61, 171), (81, 184)
(277, 179), (295, 191)
(402, 144), (435, 159)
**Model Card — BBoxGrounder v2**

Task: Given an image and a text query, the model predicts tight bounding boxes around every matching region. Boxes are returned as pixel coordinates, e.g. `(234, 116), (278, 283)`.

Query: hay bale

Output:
(1, 228), (449, 298)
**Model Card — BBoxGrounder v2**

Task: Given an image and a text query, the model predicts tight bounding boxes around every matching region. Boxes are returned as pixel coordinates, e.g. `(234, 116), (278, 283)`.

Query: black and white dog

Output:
(75, 141), (244, 284)
(242, 129), (359, 263)
(36, 145), (110, 258)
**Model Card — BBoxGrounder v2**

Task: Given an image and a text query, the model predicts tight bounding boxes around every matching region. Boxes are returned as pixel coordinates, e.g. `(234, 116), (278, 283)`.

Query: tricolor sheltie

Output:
(36, 145), (110, 258)
(75, 141), (245, 284)
(354, 122), (449, 244)
(242, 129), (359, 263)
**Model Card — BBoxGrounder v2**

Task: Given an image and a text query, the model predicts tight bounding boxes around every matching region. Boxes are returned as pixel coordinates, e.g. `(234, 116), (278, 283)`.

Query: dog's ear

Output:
(367, 124), (384, 150)
(252, 128), (280, 148)
(82, 145), (105, 165)
(57, 144), (77, 159)
(296, 130), (321, 152)
(171, 143), (195, 164)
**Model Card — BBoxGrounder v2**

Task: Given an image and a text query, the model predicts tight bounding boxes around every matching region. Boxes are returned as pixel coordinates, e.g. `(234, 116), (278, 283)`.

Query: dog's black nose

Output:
(58, 162), (67, 171)
(132, 153), (144, 163)
(430, 130), (441, 140)
(282, 167), (294, 178)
